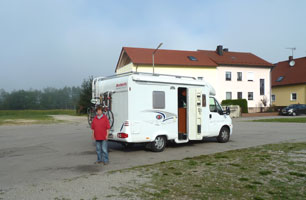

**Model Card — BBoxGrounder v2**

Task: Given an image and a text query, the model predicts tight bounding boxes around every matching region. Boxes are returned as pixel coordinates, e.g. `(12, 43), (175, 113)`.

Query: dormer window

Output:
(276, 76), (284, 82)
(187, 56), (198, 61)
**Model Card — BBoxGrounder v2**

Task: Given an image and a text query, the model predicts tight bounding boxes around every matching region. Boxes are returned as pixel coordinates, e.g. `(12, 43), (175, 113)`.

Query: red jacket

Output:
(91, 115), (110, 140)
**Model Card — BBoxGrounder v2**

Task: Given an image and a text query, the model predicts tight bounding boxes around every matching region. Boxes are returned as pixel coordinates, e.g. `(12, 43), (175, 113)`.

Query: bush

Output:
(221, 99), (248, 113)
(77, 76), (93, 114)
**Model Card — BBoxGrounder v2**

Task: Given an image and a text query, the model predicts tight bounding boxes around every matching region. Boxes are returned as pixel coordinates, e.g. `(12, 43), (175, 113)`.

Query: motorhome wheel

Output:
(217, 127), (230, 143)
(150, 136), (166, 152)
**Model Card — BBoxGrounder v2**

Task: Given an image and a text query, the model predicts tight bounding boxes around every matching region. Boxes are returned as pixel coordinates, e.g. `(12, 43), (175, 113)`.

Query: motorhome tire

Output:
(217, 127), (230, 143)
(150, 136), (166, 152)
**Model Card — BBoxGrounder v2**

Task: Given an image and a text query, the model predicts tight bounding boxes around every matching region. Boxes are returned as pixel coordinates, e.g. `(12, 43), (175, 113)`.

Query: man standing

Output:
(91, 106), (110, 165)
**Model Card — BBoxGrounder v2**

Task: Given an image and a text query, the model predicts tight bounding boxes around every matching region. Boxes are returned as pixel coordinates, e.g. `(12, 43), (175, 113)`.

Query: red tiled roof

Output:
(122, 47), (217, 67)
(272, 57), (306, 87)
(199, 50), (274, 67)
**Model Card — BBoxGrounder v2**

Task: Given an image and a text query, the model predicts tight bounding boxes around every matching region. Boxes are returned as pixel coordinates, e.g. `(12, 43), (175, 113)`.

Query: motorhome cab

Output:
(92, 72), (232, 152)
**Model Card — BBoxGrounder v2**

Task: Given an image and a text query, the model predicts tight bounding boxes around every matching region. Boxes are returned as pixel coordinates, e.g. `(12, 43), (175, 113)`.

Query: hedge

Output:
(221, 99), (248, 113)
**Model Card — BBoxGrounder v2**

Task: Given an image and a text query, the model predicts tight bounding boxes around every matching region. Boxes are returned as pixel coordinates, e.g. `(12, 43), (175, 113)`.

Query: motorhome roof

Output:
(95, 72), (216, 96)
(98, 72), (196, 81)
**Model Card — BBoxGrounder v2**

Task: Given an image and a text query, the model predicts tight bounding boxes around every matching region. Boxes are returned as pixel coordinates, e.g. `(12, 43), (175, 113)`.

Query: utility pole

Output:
(152, 43), (163, 74)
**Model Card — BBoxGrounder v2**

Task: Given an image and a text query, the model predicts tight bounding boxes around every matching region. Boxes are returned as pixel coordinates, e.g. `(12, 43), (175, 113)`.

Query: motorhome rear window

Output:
(202, 94), (206, 107)
(153, 91), (165, 109)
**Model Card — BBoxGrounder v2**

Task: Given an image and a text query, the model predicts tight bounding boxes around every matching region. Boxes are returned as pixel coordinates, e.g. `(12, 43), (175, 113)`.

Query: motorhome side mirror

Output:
(226, 107), (231, 115)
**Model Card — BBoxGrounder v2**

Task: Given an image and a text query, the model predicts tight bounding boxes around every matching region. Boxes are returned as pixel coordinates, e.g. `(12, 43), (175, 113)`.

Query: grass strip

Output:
(112, 142), (306, 200)
(0, 109), (77, 125)
(251, 117), (306, 123)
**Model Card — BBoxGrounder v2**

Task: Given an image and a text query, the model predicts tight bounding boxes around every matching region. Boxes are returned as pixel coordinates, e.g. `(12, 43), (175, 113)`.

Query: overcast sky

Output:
(0, 0), (305, 91)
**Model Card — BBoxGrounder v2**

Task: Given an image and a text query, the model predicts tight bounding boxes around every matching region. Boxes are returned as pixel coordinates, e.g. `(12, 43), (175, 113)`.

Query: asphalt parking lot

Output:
(0, 116), (306, 198)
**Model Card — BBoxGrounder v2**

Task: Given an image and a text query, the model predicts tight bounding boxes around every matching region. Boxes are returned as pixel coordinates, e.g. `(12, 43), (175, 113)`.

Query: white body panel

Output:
(92, 72), (232, 144)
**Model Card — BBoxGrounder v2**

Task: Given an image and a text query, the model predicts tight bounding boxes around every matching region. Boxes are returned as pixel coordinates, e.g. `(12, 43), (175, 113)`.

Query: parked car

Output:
(279, 104), (306, 116)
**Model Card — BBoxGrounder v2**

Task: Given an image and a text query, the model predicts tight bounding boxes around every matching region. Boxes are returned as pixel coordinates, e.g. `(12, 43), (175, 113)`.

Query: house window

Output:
(260, 79), (265, 95)
(153, 91), (165, 109)
(272, 94), (275, 102)
(187, 56), (198, 61)
(226, 92), (232, 100)
(248, 92), (254, 100)
(247, 72), (254, 81)
(226, 72), (231, 81)
(237, 92), (242, 99)
(276, 76), (284, 82)
(291, 93), (297, 101)
(237, 72), (242, 81)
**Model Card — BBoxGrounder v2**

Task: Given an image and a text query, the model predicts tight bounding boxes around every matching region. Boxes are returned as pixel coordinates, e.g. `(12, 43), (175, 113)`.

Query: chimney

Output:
(223, 48), (229, 52)
(216, 45), (223, 56)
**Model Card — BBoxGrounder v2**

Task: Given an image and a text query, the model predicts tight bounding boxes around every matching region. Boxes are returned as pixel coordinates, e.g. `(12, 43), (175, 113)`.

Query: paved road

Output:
(0, 117), (306, 190)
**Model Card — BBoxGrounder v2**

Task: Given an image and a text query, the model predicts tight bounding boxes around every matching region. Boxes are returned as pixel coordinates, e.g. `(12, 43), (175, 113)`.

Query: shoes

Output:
(94, 161), (109, 165)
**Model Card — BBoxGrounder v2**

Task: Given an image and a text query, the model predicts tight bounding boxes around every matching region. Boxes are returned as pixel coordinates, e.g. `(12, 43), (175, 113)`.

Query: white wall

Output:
(116, 62), (133, 74)
(216, 66), (271, 108)
(131, 64), (218, 90)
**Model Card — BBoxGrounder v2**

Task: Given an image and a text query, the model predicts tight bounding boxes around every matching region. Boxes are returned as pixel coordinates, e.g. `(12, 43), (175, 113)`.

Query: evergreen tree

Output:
(77, 76), (93, 113)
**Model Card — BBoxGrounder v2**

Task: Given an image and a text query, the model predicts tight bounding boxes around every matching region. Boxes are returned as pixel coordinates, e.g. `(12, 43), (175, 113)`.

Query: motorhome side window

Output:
(202, 94), (206, 107)
(209, 97), (217, 112)
(209, 97), (222, 113)
(153, 91), (165, 109)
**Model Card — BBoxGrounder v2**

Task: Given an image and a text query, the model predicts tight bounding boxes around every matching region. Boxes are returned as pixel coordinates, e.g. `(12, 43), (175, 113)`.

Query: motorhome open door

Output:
(188, 88), (203, 140)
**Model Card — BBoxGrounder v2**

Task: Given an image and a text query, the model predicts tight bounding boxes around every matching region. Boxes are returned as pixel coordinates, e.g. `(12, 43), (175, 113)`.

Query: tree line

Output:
(0, 77), (93, 113)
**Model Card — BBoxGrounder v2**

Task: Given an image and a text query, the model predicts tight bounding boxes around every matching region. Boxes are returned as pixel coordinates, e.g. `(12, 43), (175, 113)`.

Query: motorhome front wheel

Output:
(217, 127), (230, 143)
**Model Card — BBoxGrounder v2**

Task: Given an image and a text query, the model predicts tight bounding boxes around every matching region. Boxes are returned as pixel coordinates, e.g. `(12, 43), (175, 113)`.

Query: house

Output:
(271, 56), (306, 107)
(115, 45), (273, 112)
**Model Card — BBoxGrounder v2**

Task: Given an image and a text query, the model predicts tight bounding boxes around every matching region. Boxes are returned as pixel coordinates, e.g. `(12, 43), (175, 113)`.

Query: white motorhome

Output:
(91, 72), (232, 152)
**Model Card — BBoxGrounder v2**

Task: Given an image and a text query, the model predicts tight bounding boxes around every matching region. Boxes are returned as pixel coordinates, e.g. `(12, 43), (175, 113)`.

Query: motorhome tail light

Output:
(124, 121), (129, 126)
(117, 133), (128, 138)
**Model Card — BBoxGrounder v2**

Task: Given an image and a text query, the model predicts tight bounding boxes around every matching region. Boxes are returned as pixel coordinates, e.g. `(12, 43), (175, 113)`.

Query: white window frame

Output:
(247, 72), (254, 82)
(237, 72), (242, 81)
(271, 94), (276, 102)
(225, 71), (231, 81)
(248, 92), (254, 100)
(290, 93), (297, 101)
(237, 92), (243, 99)
(226, 92), (232, 100)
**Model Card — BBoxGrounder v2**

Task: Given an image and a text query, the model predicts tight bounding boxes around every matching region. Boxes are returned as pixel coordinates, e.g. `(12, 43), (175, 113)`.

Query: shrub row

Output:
(221, 99), (248, 113)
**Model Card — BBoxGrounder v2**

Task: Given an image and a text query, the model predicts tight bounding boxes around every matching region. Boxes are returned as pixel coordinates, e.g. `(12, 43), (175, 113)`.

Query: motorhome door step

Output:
(178, 133), (187, 140)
